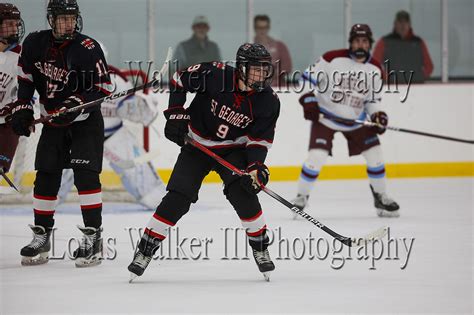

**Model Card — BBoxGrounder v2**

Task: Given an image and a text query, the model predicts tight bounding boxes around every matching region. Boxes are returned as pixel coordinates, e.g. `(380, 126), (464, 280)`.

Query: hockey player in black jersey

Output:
(128, 43), (280, 282)
(10, 0), (112, 267)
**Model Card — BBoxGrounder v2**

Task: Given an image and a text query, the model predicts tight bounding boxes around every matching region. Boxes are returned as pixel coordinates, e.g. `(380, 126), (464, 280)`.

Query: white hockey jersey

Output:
(301, 49), (383, 132)
(0, 44), (21, 124)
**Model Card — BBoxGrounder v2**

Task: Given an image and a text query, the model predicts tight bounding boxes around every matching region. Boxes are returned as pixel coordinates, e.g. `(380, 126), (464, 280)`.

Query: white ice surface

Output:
(1, 178), (472, 314)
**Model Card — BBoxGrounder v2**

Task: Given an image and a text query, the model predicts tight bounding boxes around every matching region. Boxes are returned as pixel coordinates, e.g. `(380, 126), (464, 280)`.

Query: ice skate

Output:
(370, 185), (400, 217)
(291, 194), (309, 219)
(252, 248), (275, 281)
(73, 225), (103, 268)
(128, 235), (162, 282)
(20, 225), (52, 266)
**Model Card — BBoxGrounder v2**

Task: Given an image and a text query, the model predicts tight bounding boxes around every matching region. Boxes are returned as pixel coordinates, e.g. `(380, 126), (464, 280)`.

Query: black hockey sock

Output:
(74, 170), (102, 229)
(33, 171), (62, 229)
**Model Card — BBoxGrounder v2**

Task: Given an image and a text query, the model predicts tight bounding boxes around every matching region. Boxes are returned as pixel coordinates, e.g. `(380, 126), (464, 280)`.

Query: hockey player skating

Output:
(292, 24), (400, 218)
(128, 43), (280, 282)
(57, 43), (166, 209)
(10, 0), (112, 267)
(0, 4), (24, 178)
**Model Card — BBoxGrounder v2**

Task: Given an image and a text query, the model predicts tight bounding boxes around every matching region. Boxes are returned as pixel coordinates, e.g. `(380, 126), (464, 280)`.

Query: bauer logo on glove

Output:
(163, 106), (190, 146)
(241, 162), (270, 194)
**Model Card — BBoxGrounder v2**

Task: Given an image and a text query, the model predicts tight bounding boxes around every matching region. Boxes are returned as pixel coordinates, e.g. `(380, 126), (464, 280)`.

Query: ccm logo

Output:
(71, 159), (90, 164)
(170, 114), (190, 120)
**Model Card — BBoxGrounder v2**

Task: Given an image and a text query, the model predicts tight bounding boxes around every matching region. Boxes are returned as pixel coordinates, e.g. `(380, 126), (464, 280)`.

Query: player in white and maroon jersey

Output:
(0, 3), (24, 175)
(292, 24), (400, 218)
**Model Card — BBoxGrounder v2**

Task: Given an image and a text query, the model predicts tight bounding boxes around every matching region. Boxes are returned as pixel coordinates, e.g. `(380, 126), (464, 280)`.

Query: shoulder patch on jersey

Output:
(368, 57), (383, 72)
(80, 38), (96, 50)
(10, 44), (21, 54)
(322, 49), (350, 62)
(212, 61), (226, 70)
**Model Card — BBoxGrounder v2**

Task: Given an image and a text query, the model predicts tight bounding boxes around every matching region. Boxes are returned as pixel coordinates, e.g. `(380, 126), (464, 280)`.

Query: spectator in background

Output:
(174, 15), (221, 71)
(254, 14), (292, 88)
(373, 10), (433, 83)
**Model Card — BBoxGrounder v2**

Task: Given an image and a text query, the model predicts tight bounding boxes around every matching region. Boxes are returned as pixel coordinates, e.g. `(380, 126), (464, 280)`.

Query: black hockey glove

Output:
(164, 107), (190, 146)
(11, 102), (34, 137)
(50, 96), (83, 126)
(0, 102), (14, 121)
(370, 111), (388, 134)
(241, 162), (270, 194)
(299, 92), (320, 121)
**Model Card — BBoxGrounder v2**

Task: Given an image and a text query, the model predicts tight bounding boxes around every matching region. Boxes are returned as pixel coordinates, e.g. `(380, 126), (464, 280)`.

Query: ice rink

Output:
(1, 177), (472, 314)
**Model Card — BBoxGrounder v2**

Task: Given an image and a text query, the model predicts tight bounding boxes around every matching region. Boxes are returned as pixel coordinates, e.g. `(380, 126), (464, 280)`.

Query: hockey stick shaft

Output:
(34, 47), (173, 125)
(0, 168), (18, 192)
(184, 135), (357, 247)
(321, 114), (474, 144)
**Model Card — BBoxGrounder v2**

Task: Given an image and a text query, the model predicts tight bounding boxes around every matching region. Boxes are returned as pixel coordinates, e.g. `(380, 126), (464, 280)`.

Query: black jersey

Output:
(169, 62), (280, 165)
(17, 30), (112, 120)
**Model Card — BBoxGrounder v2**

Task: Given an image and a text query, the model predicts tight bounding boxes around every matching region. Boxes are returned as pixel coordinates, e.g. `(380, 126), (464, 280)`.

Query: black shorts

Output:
(309, 120), (380, 156)
(35, 110), (104, 172)
(167, 145), (248, 203)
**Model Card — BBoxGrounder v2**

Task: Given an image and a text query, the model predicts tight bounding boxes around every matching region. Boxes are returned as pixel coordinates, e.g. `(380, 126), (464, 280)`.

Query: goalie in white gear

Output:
(58, 42), (166, 209)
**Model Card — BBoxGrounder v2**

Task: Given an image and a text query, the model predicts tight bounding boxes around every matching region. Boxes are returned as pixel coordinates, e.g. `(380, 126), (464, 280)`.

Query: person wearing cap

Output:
(253, 14), (292, 88)
(173, 15), (221, 71)
(372, 10), (433, 83)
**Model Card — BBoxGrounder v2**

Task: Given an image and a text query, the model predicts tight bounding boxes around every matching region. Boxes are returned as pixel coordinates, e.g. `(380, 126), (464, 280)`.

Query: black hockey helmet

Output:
(236, 43), (273, 92)
(0, 3), (25, 45)
(47, 0), (82, 41)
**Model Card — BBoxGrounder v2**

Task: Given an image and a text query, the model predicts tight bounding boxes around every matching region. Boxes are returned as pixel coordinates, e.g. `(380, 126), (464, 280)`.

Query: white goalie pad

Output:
(116, 91), (159, 127)
(104, 126), (166, 209)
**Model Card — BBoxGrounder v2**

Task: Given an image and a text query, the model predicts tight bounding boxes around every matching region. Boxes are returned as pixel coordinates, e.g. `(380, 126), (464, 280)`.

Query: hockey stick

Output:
(33, 47), (173, 125)
(184, 135), (387, 247)
(0, 168), (19, 192)
(113, 148), (160, 169)
(321, 113), (474, 144)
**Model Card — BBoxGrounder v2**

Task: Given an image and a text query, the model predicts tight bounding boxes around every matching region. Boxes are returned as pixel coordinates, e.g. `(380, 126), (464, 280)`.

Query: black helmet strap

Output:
(238, 60), (274, 92)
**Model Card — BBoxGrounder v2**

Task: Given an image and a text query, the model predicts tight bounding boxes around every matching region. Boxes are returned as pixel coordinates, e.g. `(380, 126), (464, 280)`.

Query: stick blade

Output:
(351, 226), (388, 247)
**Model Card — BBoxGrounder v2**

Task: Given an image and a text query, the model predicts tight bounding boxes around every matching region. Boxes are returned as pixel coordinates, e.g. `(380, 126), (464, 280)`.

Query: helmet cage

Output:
(238, 59), (274, 92)
(0, 4), (25, 45)
(47, 1), (83, 41)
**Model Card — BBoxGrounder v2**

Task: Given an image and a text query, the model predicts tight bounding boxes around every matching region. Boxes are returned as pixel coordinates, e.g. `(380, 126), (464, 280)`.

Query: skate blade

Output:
(376, 209), (400, 218)
(75, 255), (103, 268)
(129, 273), (138, 283)
(21, 253), (49, 266)
(262, 271), (271, 282)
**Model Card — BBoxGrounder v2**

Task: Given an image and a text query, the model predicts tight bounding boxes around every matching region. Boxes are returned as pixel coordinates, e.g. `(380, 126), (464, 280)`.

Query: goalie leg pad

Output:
(104, 127), (166, 207)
